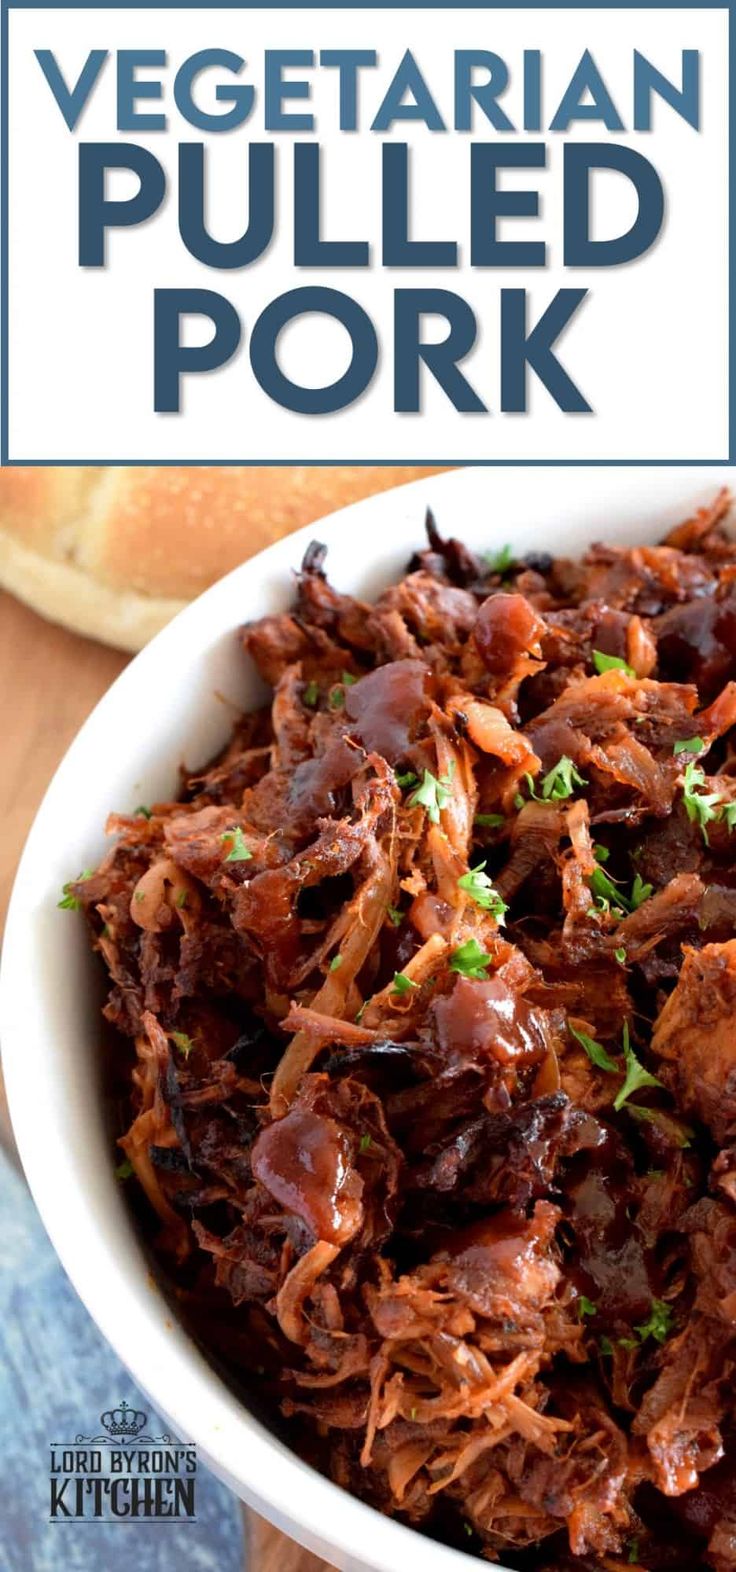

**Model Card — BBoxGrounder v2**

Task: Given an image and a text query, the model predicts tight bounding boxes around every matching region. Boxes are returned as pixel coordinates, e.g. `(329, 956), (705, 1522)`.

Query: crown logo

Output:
(100, 1401), (147, 1438)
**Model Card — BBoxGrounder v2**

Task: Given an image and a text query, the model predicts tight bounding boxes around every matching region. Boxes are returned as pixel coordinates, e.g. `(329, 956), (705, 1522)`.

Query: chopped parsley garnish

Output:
(593, 843), (610, 863)
(391, 971), (417, 996)
(485, 543), (514, 574)
(578, 1295), (597, 1318)
(386, 905), (404, 927)
(630, 873), (653, 909)
(303, 680), (319, 708)
(599, 1336), (614, 1357)
(114, 1158), (134, 1181)
(589, 864), (651, 916)
(681, 760), (723, 844)
(408, 764), (455, 824)
(569, 1022), (619, 1074)
(359, 1133), (372, 1154)
(723, 802), (736, 830)
(449, 938), (492, 979)
(614, 946), (627, 965)
(522, 756), (587, 803)
(539, 756), (587, 801)
(329, 954), (343, 972)
(474, 812), (505, 828)
(635, 1298), (673, 1345)
(175, 890), (188, 909)
(170, 1031), (195, 1058)
(134, 804), (152, 819)
(673, 736), (704, 756)
(588, 864), (631, 915)
(457, 864), (508, 921)
(220, 827), (253, 862)
(627, 1538), (641, 1565)
(395, 770), (418, 789)
(327, 672), (358, 710)
(592, 649), (635, 677)
(613, 1022), (663, 1111)
(58, 869), (93, 910)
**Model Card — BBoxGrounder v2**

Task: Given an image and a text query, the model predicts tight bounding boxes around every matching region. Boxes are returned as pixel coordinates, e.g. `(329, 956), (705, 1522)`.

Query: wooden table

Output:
(0, 587), (335, 1572)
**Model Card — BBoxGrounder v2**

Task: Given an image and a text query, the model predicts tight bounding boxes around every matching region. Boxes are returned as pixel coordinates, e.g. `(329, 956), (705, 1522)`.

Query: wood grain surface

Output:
(0, 587), (335, 1572)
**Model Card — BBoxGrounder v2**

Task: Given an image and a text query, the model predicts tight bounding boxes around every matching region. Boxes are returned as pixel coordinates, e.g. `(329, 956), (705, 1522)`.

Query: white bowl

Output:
(2, 464), (733, 1572)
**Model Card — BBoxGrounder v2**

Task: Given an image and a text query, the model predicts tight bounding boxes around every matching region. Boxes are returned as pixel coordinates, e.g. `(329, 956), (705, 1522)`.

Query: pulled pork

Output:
(73, 489), (736, 1569)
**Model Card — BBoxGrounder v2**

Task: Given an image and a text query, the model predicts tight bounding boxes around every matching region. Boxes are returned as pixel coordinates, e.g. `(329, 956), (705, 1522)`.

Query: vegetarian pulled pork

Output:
(72, 491), (736, 1570)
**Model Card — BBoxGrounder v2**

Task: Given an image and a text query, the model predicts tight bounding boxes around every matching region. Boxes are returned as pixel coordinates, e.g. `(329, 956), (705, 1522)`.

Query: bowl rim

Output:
(2, 463), (733, 1572)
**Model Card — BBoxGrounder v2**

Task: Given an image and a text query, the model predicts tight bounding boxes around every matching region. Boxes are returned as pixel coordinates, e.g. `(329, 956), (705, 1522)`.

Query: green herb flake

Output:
(592, 649), (635, 678)
(329, 685), (346, 710)
(58, 869), (94, 910)
(630, 872), (653, 909)
(538, 755), (588, 801)
(170, 1031), (195, 1058)
(673, 736), (704, 756)
(391, 971), (418, 996)
(613, 1022), (663, 1112)
(577, 1295), (597, 1319)
(457, 864), (508, 921)
(599, 1336), (614, 1357)
(303, 680), (319, 708)
(474, 812), (505, 828)
(134, 804), (152, 819)
(359, 1133), (372, 1154)
(618, 1336), (638, 1351)
(407, 764), (455, 825)
(220, 826), (253, 863)
(341, 670), (358, 686)
(593, 843), (610, 864)
(386, 905), (404, 927)
(614, 947), (627, 966)
(513, 793), (525, 811)
(569, 1022), (619, 1074)
(176, 890), (188, 909)
(588, 864), (631, 915)
(449, 938), (492, 980)
(681, 760), (723, 844)
(114, 1158), (134, 1181)
(395, 770), (418, 789)
(635, 1298), (673, 1345)
(463, 1523), (474, 1539)
(723, 801), (736, 831)
(485, 543), (514, 575)
(329, 953), (343, 973)
(627, 1538), (641, 1566)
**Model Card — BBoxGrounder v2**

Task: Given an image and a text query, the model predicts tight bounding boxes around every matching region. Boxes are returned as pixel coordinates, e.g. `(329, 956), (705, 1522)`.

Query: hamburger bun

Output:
(0, 465), (447, 652)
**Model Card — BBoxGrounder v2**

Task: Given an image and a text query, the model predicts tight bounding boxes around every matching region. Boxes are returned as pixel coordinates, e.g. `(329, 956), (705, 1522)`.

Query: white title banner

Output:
(5, 5), (730, 461)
